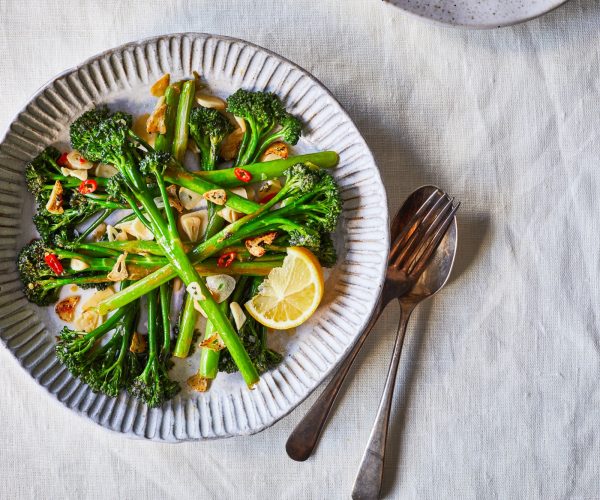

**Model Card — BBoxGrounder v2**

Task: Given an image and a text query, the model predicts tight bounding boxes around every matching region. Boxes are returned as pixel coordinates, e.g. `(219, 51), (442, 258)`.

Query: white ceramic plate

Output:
(385, 0), (569, 28)
(0, 34), (389, 441)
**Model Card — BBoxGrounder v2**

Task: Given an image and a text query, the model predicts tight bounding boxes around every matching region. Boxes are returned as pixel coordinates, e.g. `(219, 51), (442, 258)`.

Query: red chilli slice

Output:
(234, 168), (252, 183)
(217, 252), (237, 268)
(57, 153), (69, 167)
(44, 253), (64, 275)
(78, 179), (98, 194)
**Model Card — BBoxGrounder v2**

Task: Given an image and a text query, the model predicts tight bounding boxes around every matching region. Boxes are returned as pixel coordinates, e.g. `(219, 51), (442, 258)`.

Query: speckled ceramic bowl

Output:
(384, 0), (569, 28)
(0, 33), (389, 441)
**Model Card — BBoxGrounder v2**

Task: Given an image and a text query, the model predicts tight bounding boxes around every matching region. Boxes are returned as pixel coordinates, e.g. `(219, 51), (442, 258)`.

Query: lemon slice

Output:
(245, 247), (324, 330)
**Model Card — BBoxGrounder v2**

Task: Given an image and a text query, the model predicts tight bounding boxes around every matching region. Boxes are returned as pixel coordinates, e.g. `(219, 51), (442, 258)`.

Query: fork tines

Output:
(390, 189), (459, 278)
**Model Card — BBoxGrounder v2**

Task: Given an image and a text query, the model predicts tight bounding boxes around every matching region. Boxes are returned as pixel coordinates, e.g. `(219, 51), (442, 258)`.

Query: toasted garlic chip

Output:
(166, 184), (184, 213)
(186, 282), (205, 301)
(70, 258), (89, 271)
(107, 253), (128, 282)
(94, 163), (118, 178)
(46, 180), (64, 215)
(178, 187), (207, 211)
(199, 333), (225, 352)
(234, 115), (246, 133)
(106, 224), (128, 242)
(55, 295), (80, 322)
(146, 97), (167, 134)
(150, 73), (170, 97)
(218, 187), (248, 223)
(203, 189), (227, 206)
(245, 232), (278, 257)
(74, 310), (100, 333)
(259, 142), (289, 162)
(230, 302), (247, 331)
(195, 92), (226, 110)
(60, 166), (88, 181)
(129, 332), (147, 353)
(220, 128), (245, 161)
(187, 373), (209, 392)
(67, 150), (94, 170)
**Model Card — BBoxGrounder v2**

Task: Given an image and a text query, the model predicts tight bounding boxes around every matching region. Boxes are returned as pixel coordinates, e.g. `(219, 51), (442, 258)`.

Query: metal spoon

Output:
(286, 186), (458, 462)
(352, 187), (458, 499)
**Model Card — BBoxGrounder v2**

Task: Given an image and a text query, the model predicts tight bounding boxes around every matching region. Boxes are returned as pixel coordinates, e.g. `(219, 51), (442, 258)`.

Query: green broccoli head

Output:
(129, 354), (180, 408)
(70, 107), (133, 165)
(25, 146), (62, 197)
(226, 89), (277, 131)
(282, 163), (319, 196)
(189, 106), (233, 147)
(276, 112), (302, 146)
(315, 232), (337, 268)
(139, 150), (171, 177)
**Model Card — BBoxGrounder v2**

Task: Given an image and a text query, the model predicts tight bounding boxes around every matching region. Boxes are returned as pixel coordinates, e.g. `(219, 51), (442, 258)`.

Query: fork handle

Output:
(285, 297), (387, 462)
(351, 302), (414, 500)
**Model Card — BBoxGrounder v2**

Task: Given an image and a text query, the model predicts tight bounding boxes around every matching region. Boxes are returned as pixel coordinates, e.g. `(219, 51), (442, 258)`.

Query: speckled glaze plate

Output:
(0, 34), (388, 441)
(384, 0), (569, 28)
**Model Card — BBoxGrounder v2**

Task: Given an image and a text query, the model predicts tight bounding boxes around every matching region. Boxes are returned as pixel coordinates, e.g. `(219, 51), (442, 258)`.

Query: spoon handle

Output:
(286, 297), (386, 462)
(351, 302), (413, 500)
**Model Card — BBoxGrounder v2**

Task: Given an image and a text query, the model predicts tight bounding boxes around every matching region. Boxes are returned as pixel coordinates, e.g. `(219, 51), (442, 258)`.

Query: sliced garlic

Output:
(186, 282), (205, 301)
(257, 179), (282, 202)
(179, 211), (208, 242)
(60, 166), (88, 181)
(70, 258), (89, 271)
(94, 163), (118, 178)
(45, 180), (64, 214)
(193, 300), (208, 318)
(115, 218), (154, 241)
(218, 186), (249, 223)
(178, 187), (207, 211)
(107, 253), (128, 282)
(74, 309), (100, 333)
(259, 142), (289, 162)
(134, 113), (156, 147)
(230, 302), (247, 330)
(206, 274), (236, 303)
(195, 92), (226, 110)
(82, 287), (114, 311)
(55, 295), (80, 322)
(220, 128), (245, 161)
(146, 97), (167, 135)
(67, 150), (94, 170)
(92, 223), (107, 241)
(234, 115), (247, 133)
(150, 73), (170, 97)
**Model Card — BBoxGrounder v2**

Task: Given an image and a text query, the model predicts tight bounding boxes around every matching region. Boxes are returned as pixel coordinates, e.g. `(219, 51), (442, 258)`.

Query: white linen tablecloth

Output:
(1, 0), (599, 498)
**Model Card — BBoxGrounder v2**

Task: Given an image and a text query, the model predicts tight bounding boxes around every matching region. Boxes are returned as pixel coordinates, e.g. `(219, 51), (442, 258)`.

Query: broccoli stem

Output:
(173, 293), (198, 358)
(171, 80), (195, 162)
(198, 275), (249, 381)
(159, 283), (172, 358)
(155, 84), (181, 153)
(96, 193), (283, 314)
(76, 209), (111, 242)
(165, 151), (339, 191)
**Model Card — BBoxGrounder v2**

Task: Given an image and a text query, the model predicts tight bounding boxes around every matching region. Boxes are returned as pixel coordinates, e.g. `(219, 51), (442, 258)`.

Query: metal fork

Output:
(352, 191), (459, 499)
(286, 187), (458, 463)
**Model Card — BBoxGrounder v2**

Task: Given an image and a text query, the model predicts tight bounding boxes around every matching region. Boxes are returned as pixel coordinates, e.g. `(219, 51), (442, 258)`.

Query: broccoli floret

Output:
(226, 89), (287, 166)
(25, 146), (62, 197)
(188, 106), (233, 170)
